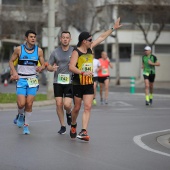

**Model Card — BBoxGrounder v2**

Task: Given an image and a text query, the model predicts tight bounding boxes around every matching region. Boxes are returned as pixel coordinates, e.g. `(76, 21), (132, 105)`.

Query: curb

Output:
(0, 99), (55, 110)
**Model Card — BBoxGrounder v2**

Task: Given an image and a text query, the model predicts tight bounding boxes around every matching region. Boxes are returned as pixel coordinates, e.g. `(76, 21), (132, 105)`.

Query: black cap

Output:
(77, 31), (91, 47)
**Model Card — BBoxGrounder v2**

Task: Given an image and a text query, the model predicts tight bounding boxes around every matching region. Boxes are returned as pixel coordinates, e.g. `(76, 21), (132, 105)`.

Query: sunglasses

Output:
(86, 38), (92, 42)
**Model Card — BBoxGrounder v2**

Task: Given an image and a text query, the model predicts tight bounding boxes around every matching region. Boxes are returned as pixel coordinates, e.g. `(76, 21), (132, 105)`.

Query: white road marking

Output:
(133, 129), (170, 157)
(112, 101), (133, 106)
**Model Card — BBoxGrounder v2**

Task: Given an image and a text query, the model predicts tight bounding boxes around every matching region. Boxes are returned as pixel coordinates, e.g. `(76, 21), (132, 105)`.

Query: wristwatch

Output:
(111, 27), (114, 31)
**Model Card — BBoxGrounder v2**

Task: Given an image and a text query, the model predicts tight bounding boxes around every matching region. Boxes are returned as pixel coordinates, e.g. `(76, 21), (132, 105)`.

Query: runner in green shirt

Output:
(142, 46), (160, 105)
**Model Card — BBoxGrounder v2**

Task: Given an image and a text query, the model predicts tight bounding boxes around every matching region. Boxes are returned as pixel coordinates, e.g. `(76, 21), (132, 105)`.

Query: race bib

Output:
(57, 74), (70, 84)
(27, 77), (39, 87)
(102, 68), (109, 75)
(82, 63), (92, 72)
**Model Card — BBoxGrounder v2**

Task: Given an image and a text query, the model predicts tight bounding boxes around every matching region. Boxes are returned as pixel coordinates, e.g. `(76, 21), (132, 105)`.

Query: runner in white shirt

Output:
(92, 58), (101, 105)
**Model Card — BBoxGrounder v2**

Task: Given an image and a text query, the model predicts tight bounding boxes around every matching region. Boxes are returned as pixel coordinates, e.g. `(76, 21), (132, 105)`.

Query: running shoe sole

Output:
(77, 135), (90, 141)
(146, 101), (150, 106)
(58, 126), (66, 134)
(58, 131), (66, 135)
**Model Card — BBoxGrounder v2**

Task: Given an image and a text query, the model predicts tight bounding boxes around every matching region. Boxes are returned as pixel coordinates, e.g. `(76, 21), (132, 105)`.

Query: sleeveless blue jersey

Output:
(17, 44), (39, 78)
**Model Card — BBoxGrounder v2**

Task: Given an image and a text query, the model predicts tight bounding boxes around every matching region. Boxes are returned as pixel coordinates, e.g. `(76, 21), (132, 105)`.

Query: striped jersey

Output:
(72, 48), (93, 85)
(17, 44), (39, 78)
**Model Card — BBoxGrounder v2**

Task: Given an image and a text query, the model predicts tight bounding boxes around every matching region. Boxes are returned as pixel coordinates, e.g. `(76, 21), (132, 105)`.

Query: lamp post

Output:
(47, 0), (55, 99)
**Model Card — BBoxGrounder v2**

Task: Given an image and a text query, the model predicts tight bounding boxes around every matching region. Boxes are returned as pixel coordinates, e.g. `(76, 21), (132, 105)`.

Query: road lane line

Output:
(133, 129), (170, 157)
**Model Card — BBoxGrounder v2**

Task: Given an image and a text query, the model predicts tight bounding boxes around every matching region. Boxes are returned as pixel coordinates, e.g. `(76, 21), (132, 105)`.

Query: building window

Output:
(134, 44), (170, 55)
(155, 45), (170, 54)
(2, 0), (42, 5)
(94, 44), (112, 59)
(134, 44), (146, 56)
(2, 0), (21, 5)
(119, 44), (131, 61)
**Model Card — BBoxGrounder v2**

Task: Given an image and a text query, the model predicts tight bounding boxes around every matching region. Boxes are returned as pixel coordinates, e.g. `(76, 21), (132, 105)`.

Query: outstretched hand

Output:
(53, 63), (59, 71)
(113, 17), (122, 30)
(10, 72), (19, 81)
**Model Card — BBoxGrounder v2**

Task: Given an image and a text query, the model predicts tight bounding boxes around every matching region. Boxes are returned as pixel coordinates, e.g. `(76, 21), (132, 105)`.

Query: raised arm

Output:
(91, 17), (122, 49)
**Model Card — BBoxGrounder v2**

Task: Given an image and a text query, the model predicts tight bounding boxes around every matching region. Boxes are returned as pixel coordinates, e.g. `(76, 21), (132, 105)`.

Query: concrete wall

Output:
(154, 54), (170, 81)
(108, 54), (170, 81)
(109, 56), (141, 80)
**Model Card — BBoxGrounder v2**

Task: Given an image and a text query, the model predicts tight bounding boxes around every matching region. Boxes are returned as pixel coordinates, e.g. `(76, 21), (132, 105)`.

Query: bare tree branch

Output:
(119, 0), (170, 46)
(151, 22), (165, 46)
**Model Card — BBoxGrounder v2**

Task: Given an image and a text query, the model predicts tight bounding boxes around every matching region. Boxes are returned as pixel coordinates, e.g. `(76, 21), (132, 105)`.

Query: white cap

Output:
(144, 46), (151, 51)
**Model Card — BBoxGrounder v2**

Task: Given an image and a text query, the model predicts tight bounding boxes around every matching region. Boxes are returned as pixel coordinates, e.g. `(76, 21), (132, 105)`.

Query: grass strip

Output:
(0, 93), (47, 103)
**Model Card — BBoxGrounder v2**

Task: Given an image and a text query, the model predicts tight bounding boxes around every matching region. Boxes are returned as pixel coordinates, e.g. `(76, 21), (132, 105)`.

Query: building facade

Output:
(0, 0), (170, 81)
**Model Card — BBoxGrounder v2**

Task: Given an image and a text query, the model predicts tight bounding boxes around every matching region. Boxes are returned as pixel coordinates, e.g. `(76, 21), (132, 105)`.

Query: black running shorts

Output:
(143, 74), (155, 83)
(53, 83), (73, 98)
(98, 76), (110, 84)
(73, 84), (94, 98)
(93, 77), (98, 82)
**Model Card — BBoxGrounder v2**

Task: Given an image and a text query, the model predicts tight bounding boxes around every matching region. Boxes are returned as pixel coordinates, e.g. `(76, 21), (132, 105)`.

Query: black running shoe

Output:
(77, 129), (90, 141)
(66, 112), (71, 126)
(146, 101), (150, 106)
(58, 126), (66, 134)
(70, 123), (77, 138)
(150, 99), (152, 105)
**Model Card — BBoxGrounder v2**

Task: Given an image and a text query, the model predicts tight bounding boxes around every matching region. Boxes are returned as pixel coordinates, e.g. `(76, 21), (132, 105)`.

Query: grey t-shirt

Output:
(49, 46), (74, 84)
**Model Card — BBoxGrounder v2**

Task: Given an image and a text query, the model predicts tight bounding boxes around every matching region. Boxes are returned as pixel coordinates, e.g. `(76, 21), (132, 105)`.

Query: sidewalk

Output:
(0, 99), (55, 110)
(110, 79), (170, 89)
(0, 80), (170, 110)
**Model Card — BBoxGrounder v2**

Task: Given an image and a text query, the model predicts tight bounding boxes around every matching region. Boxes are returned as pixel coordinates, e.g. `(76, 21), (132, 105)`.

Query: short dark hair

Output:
(61, 31), (71, 37)
(25, 30), (37, 37)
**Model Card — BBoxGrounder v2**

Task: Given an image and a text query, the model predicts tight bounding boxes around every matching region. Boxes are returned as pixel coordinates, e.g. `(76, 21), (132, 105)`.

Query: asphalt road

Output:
(0, 90), (170, 170)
